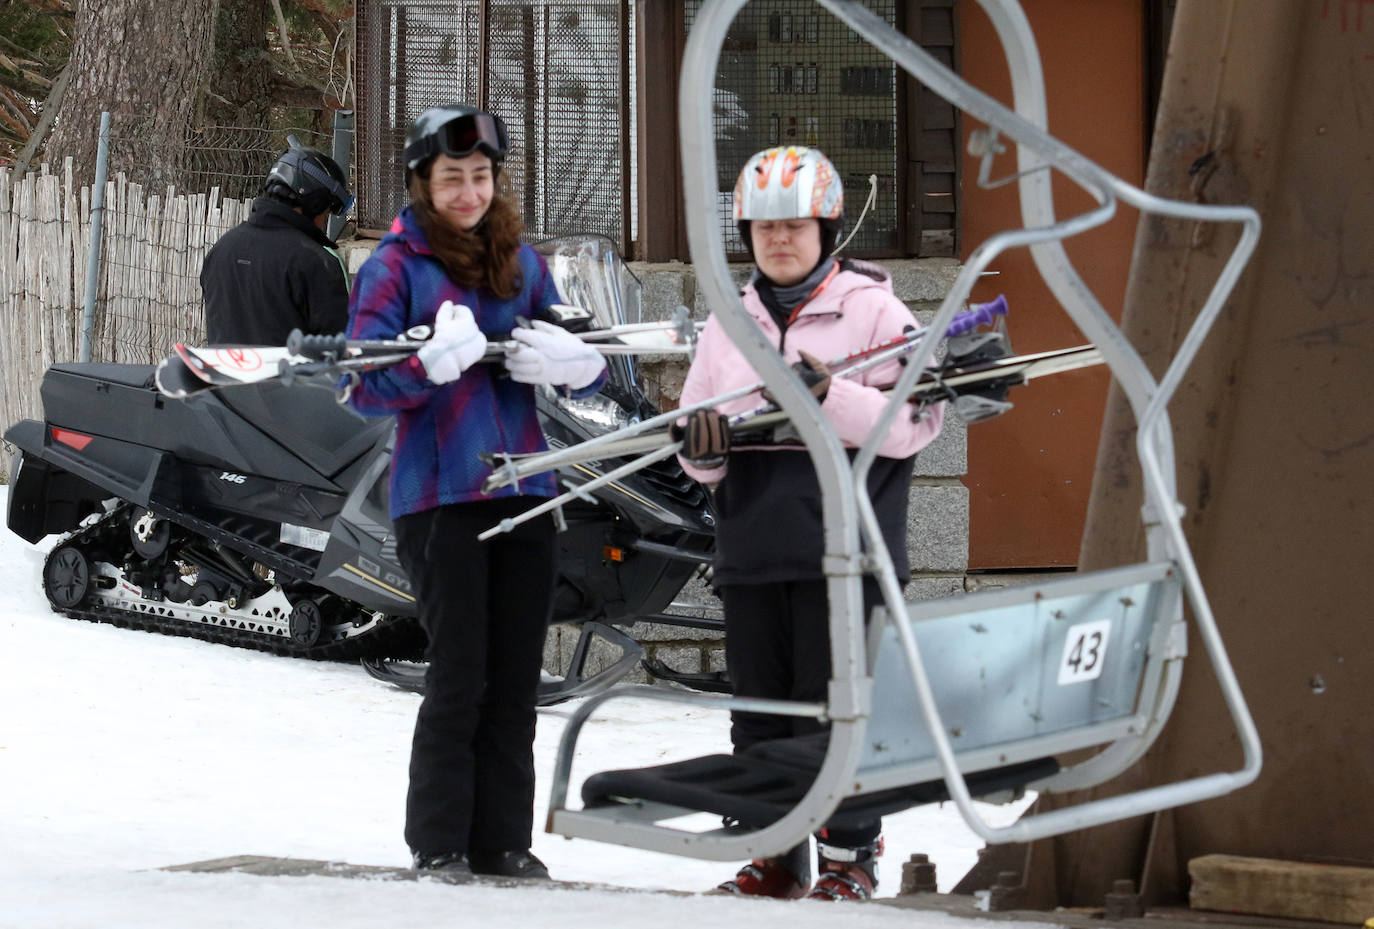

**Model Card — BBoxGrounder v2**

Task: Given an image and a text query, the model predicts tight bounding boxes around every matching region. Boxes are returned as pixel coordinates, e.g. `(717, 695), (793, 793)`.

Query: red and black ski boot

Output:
(715, 842), (810, 898)
(806, 836), (882, 901)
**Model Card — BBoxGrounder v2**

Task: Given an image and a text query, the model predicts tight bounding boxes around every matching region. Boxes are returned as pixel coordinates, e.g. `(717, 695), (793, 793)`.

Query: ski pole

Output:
(477, 443), (682, 541)
(482, 379), (765, 493)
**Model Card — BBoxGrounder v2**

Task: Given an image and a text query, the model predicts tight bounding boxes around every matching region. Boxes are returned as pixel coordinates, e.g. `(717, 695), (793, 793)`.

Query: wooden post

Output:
(635, 1), (685, 261)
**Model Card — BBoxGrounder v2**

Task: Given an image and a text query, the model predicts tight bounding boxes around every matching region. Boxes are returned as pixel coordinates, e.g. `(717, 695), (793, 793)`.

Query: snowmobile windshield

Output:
(536, 234), (643, 330)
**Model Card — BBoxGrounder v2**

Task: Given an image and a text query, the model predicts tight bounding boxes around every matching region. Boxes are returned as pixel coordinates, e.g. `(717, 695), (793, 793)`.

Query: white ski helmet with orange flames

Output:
(733, 146), (844, 259)
(734, 146), (844, 222)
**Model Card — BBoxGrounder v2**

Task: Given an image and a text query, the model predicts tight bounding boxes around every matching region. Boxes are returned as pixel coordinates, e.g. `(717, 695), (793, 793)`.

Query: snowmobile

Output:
(4, 234), (716, 704)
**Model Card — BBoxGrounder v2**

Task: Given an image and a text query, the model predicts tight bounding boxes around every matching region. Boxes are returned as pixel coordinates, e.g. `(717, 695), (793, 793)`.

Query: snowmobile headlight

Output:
(559, 393), (635, 432)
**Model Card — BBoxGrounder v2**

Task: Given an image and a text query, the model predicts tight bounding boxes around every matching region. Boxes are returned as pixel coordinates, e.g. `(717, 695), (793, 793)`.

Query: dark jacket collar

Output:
(247, 196), (336, 247)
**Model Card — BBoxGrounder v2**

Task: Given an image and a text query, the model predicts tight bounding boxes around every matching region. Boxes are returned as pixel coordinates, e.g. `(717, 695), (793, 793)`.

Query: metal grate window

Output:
(684, 0), (900, 256)
(356, 1), (633, 251)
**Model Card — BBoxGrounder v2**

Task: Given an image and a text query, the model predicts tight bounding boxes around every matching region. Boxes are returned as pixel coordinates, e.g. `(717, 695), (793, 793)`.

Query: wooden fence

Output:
(0, 162), (251, 442)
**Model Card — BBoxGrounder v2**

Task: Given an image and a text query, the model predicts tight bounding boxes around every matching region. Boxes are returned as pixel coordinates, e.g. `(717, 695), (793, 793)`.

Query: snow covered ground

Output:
(0, 485), (1045, 929)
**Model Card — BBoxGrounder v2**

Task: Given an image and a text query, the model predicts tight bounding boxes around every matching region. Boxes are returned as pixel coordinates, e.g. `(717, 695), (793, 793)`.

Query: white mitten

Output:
(504, 319), (606, 390)
(416, 301), (486, 384)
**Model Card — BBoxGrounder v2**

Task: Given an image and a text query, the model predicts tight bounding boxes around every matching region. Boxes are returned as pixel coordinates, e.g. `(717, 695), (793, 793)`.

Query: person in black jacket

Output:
(201, 145), (354, 345)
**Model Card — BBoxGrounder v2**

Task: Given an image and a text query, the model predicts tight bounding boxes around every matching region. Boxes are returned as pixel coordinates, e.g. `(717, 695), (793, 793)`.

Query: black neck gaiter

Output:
(752, 256), (836, 333)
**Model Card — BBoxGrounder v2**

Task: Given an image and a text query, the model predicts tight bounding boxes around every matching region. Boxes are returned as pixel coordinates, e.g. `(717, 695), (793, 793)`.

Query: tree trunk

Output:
(205, 0), (274, 130)
(198, 0), (277, 199)
(47, 0), (218, 186)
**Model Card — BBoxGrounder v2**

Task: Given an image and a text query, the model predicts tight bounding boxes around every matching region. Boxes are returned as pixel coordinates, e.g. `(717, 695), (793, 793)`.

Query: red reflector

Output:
(52, 428), (93, 451)
(602, 546), (625, 563)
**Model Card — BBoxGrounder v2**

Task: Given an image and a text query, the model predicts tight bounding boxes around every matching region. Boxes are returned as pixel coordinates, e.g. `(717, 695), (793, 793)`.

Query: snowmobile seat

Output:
(50, 362), (159, 390)
(217, 375), (389, 479)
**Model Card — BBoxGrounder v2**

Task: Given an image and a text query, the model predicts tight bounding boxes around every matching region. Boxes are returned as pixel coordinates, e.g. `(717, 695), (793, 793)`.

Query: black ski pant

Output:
(721, 578), (882, 852)
(393, 498), (556, 859)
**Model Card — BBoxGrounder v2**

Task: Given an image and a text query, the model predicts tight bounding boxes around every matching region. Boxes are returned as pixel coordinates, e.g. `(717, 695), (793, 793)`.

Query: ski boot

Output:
(806, 836), (882, 901)
(468, 848), (551, 880)
(716, 842), (810, 898)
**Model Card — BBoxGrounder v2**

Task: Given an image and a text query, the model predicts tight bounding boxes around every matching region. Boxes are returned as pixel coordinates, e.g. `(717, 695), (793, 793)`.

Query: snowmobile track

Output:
(46, 505), (424, 662)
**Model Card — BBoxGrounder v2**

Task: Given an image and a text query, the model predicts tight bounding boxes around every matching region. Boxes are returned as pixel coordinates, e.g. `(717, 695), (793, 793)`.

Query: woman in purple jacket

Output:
(678, 147), (944, 901)
(345, 104), (606, 880)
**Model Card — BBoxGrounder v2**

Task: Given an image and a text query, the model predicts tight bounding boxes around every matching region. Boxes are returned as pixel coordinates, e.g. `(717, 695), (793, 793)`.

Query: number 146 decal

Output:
(1057, 619), (1112, 685)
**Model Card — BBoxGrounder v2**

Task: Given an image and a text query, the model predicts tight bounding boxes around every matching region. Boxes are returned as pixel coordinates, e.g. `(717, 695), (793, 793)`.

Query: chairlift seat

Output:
(582, 733), (1058, 831)
(561, 562), (1180, 844)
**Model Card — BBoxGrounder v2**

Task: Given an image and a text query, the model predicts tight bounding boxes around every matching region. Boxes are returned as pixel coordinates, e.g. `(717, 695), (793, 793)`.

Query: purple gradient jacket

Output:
(344, 207), (605, 519)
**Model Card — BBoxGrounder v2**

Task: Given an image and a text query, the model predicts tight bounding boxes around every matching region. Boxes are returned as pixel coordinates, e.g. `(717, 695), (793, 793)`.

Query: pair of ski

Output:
(472, 295), (1103, 540)
(473, 348), (1102, 540)
(154, 305), (699, 399)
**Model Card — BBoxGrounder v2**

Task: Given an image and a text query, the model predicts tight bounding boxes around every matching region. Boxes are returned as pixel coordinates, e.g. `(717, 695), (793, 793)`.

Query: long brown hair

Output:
(408, 170), (524, 299)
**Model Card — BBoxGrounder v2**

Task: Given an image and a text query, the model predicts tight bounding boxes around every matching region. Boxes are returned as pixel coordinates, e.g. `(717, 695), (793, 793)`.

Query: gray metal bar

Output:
(476, 443), (679, 540)
(328, 109), (355, 242)
(79, 111), (112, 363)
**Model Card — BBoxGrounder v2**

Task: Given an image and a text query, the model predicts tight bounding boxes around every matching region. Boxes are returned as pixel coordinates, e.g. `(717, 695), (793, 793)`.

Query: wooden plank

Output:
(1189, 854), (1374, 926)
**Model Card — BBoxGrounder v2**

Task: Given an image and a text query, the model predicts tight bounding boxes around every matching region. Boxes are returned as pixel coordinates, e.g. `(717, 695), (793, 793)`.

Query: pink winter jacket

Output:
(677, 261), (945, 486)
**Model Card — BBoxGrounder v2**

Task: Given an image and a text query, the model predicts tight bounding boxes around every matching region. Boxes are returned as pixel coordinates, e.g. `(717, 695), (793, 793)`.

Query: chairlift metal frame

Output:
(544, 0), (1262, 859)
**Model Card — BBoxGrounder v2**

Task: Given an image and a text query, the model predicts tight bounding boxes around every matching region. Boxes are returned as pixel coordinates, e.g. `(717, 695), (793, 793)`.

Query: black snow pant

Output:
(721, 578), (882, 852)
(393, 498), (556, 858)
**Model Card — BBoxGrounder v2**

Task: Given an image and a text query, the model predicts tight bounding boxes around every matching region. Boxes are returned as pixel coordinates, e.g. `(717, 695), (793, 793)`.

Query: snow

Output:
(0, 484), (1047, 928)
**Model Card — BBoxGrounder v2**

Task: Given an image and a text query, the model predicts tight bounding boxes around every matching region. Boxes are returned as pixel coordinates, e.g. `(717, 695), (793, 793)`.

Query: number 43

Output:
(1058, 619), (1112, 684)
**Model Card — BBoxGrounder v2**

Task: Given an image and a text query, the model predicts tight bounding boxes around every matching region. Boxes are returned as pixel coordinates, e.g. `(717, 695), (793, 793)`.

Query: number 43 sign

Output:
(1058, 619), (1112, 685)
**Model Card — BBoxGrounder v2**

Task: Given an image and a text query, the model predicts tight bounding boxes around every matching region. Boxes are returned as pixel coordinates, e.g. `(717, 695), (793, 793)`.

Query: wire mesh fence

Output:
(685, 0), (900, 256)
(355, 0), (634, 251)
(109, 117), (338, 204)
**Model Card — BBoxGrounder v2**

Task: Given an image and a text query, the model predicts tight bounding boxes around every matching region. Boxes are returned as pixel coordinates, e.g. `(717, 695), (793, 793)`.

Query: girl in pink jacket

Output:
(679, 147), (944, 901)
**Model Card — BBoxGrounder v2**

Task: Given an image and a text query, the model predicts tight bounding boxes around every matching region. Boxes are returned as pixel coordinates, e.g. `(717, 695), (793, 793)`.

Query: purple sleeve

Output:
(342, 250), (434, 416)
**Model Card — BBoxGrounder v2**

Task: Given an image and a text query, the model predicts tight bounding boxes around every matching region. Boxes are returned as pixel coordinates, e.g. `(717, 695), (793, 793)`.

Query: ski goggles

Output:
(436, 111), (510, 160)
(298, 159), (355, 216)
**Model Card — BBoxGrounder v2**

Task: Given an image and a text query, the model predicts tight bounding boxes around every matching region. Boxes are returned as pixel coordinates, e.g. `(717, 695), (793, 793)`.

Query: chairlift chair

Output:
(545, 0), (1263, 861)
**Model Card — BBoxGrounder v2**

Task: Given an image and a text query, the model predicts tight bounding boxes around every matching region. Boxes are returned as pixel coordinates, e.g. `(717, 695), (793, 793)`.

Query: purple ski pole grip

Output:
(944, 293), (1009, 337)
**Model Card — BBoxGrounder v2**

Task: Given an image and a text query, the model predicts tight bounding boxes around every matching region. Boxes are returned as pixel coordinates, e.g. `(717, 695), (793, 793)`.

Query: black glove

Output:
(762, 350), (832, 405)
(674, 408), (730, 468)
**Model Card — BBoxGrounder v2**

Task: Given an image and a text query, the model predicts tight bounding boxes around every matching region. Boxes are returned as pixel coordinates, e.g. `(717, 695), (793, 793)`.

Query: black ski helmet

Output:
(264, 144), (353, 218)
(404, 104), (510, 183)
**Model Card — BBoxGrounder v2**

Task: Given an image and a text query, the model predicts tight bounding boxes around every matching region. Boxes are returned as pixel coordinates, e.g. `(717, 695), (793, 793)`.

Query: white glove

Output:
(416, 301), (486, 385)
(504, 319), (606, 390)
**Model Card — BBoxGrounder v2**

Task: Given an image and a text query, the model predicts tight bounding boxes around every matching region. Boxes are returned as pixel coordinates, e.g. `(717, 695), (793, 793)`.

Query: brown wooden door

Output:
(957, 0), (1146, 568)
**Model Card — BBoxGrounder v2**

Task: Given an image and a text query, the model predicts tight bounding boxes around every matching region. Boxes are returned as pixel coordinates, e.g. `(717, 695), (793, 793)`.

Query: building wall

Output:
(958, 0), (1147, 569)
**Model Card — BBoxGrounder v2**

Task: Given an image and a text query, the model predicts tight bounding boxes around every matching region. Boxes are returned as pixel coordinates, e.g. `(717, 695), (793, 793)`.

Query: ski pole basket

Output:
(546, 0), (1262, 861)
